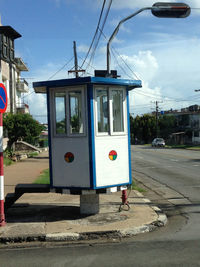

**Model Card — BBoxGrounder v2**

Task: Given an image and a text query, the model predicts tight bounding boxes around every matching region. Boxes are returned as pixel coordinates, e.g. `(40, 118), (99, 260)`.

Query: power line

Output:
(86, 0), (113, 71)
(80, 0), (106, 69)
(99, 29), (140, 80)
(47, 56), (74, 80)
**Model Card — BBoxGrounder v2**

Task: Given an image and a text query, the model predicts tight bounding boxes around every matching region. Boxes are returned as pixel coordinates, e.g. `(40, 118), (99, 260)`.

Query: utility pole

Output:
(152, 101), (163, 138)
(68, 41), (85, 78)
(73, 41), (78, 78)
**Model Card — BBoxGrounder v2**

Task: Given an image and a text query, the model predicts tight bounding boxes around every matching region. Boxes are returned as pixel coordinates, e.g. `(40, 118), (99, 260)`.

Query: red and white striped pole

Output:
(0, 113), (5, 226)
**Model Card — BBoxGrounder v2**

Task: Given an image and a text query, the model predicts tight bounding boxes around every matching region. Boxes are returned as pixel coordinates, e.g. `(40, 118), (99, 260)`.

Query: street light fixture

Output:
(106, 2), (191, 76)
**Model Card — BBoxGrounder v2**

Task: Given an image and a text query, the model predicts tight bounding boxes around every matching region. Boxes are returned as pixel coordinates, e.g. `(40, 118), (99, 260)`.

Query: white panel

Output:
(0, 127), (3, 153)
(95, 135), (129, 187)
(51, 137), (90, 187)
(0, 176), (4, 200)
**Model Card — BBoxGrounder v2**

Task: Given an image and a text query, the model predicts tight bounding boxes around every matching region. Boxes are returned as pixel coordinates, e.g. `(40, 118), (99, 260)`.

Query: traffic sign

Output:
(0, 83), (7, 113)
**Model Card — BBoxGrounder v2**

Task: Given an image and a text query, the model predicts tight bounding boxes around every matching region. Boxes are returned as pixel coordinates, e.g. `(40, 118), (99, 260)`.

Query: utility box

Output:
(33, 76), (141, 193)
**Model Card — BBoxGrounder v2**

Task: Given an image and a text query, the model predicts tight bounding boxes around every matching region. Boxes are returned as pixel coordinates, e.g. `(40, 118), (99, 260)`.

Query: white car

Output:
(152, 138), (165, 147)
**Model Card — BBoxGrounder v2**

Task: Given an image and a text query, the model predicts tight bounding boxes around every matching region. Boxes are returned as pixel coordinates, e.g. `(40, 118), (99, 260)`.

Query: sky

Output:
(0, 0), (200, 122)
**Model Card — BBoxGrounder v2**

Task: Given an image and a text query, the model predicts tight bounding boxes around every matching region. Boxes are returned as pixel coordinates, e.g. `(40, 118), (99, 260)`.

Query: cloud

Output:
(25, 61), (74, 123)
(77, 44), (89, 53)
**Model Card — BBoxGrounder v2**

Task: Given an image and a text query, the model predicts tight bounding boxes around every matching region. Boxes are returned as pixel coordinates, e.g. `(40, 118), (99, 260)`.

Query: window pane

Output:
(69, 91), (83, 134)
(55, 92), (66, 134)
(112, 90), (124, 132)
(97, 89), (109, 133)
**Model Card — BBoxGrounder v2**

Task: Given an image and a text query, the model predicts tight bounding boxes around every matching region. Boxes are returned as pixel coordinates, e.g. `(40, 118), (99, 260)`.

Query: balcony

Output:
(16, 103), (29, 114)
(15, 58), (29, 71)
(16, 78), (29, 93)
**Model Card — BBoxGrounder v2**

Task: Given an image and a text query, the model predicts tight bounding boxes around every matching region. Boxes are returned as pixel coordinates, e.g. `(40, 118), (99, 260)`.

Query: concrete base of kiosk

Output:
(80, 194), (100, 215)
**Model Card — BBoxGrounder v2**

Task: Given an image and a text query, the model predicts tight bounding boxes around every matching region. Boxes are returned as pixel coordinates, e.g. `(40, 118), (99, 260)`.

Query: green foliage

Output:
(131, 180), (146, 193)
(158, 115), (177, 140)
(130, 114), (177, 144)
(130, 114), (156, 144)
(3, 113), (45, 149)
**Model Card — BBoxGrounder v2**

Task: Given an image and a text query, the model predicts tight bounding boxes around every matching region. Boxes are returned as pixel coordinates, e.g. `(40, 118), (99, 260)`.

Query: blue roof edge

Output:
(33, 76), (142, 93)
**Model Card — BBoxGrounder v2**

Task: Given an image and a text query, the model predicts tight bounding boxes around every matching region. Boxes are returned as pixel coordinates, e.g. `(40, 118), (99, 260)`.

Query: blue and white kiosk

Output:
(33, 76), (141, 214)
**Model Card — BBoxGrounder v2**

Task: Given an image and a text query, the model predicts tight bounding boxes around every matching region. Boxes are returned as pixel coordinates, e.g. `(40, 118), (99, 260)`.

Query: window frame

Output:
(51, 86), (86, 138)
(95, 87), (110, 136)
(94, 85), (127, 136)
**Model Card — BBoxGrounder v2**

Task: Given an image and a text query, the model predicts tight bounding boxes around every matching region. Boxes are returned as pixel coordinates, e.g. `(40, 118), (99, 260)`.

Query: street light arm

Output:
(107, 7), (152, 75)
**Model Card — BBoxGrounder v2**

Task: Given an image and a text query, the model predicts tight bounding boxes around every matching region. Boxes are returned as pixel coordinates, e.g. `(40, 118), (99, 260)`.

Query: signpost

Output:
(0, 83), (7, 227)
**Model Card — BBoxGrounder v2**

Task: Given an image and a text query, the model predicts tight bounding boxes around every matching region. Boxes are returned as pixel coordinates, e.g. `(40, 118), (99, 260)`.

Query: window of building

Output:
(53, 87), (85, 137)
(55, 92), (66, 134)
(69, 91), (83, 134)
(96, 89), (109, 133)
(112, 89), (124, 132)
(95, 86), (126, 135)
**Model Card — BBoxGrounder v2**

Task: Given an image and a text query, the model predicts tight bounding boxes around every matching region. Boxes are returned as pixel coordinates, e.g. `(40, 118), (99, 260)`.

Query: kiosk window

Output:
(55, 93), (66, 134)
(69, 91), (83, 134)
(97, 90), (109, 133)
(112, 90), (124, 132)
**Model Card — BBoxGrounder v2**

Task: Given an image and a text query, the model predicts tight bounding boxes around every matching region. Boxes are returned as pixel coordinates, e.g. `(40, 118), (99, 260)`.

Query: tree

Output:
(158, 115), (177, 140)
(130, 114), (156, 144)
(3, 113), (45, 150)
(130, 114), (178, 144)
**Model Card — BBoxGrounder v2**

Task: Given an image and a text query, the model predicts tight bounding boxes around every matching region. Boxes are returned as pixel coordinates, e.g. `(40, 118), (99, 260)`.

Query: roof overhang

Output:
(0, 26), (21, 39)
(33, 76), (142, 94)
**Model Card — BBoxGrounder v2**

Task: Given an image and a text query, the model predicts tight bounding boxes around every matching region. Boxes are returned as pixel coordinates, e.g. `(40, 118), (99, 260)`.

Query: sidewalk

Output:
(0, 152), (167, 243)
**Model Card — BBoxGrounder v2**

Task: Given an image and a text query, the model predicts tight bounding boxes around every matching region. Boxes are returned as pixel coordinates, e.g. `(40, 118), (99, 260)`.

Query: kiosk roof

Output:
(33, 76), (142, 93)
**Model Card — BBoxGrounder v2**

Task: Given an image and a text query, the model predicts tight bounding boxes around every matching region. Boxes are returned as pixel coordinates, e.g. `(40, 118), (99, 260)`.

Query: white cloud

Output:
(25, 61), (74, 123)
(77, 44), (89, 53)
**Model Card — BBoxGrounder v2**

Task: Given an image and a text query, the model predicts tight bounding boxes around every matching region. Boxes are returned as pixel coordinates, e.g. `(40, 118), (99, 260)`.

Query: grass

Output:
(3, 157), (13, 166)
(131, 180), (146, 193)
(166, 144), (200, 150)
(34, 169), (50, 184)
(28, 151), (39, 158)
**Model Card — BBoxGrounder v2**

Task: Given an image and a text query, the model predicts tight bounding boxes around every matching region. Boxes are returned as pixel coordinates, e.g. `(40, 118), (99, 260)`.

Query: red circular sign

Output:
(0, 83), (7, 113)
(109, 150), (117, 161)
(64, 152), (74, 163)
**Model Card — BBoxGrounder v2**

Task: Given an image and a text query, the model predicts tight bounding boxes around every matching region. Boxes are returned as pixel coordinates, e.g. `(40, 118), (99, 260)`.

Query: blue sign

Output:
(0, 83), (8, 113)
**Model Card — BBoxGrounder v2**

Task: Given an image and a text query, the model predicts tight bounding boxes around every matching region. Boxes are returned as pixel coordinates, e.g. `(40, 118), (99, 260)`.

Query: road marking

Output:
(170, 159), (179, 162)
(192, 165), (200, 167)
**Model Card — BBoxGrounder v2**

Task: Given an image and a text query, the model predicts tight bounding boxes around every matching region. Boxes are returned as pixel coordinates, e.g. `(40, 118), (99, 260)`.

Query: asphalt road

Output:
(1, 145), (200, 266)
(132, 145), (200, 242)
(132, 145), (200, 202)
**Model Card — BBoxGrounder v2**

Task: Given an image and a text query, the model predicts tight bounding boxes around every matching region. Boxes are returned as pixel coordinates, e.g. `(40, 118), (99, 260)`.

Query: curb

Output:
(0, 192), (167, 244)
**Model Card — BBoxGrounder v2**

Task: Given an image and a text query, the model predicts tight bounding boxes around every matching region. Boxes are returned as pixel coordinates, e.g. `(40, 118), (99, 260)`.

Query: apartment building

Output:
(0, 21), (29, 114)
(164, 105), (200, 144)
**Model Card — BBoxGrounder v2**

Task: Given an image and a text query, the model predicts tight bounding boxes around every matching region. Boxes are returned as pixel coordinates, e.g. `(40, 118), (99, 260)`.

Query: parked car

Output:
(152, 138), (165, 147)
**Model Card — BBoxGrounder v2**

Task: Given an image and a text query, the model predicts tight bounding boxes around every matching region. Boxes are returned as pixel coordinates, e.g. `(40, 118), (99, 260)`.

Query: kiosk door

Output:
(94, 85), (130, 188)
(49, 86), (90, 188)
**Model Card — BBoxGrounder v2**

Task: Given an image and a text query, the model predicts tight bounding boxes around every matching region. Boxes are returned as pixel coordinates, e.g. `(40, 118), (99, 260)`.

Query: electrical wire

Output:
(99, 29), (141, 80)
(86, 0), (113, 71)
(47, 56), (74, 80)
(80, 0), (106, 69)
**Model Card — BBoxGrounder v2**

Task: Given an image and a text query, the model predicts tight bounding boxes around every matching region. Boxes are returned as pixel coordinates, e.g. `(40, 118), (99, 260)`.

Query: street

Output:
(1, 145), (200, 266)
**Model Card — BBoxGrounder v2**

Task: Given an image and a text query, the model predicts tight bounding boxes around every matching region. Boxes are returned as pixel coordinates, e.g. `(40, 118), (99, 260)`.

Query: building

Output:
(0, 20), (29, 114)
(163, 105), (200, 144)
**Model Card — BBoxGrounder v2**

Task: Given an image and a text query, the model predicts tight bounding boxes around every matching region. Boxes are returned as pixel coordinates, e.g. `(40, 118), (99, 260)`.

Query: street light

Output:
(106, 2), (191, 76)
